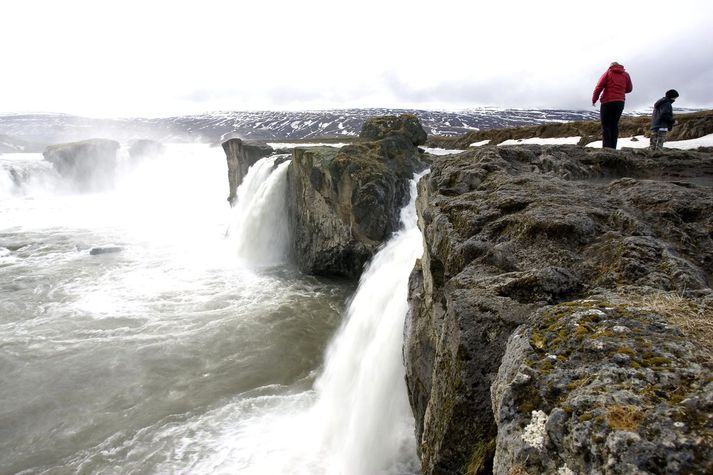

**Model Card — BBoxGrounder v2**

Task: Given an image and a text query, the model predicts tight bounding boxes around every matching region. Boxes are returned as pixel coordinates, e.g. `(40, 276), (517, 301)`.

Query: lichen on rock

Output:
(492, 296), (713, 474)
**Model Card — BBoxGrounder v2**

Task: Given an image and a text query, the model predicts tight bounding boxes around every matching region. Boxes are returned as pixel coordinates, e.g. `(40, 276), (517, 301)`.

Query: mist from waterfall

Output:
(199, 172), (426, 475)
(0, 152), (61, 199)
(0, 144), (424, 475)
(308, 171), (425, 474)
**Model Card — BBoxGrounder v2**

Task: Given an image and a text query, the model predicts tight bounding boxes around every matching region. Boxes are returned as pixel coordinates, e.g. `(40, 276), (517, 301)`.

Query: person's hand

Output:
(592, 101), (597, 106)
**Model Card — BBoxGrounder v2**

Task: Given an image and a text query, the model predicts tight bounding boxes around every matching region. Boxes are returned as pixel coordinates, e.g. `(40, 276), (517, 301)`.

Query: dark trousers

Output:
(600, 101), (625, 149)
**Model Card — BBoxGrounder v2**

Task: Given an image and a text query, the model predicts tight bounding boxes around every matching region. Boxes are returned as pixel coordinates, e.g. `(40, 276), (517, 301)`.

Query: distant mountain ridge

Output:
(0, 109), (606, 150)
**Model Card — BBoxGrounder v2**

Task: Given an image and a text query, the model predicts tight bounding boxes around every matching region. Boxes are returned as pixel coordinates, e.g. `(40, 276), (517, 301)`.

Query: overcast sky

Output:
(2, 0), (712, 117)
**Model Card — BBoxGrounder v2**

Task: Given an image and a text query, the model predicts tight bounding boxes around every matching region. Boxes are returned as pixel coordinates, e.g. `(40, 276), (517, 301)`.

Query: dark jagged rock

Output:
(271, 154), (291, 170)
(359, 113), (428, 146)
(428, 109), (713, 149)
(222, 138), (274, 206)
(128, 139), (165, 161)
(287, 115), (427, 279)
(89, 246), (122, 255)
(405, 144), (713, 474)
(43, 139), (121, 192)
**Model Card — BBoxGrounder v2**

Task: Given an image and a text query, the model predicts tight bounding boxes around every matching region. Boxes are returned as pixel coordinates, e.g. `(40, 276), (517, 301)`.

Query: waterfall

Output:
(0, 153), (60, 198)
(204, 171), (427, 475)
(307, 171), (427, 474)
(227, 155), (292, 268)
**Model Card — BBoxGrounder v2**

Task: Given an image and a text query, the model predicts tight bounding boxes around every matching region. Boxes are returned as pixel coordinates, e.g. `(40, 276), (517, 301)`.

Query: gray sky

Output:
(2, 0), (712, 117)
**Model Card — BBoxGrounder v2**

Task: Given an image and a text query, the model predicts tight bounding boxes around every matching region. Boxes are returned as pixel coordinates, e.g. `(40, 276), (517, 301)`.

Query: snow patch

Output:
(423, 147), (464, 156)
(267, 142), (347, 149)
(585, 133), (713, 150)
(469, 139), (491, 147)
(499, 136), (581, 146)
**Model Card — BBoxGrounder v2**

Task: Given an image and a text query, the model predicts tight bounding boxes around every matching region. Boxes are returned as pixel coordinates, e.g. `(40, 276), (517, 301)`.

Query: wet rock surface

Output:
(404, 144), (713, 474)
(128, 139), (165, 162)
(286, 115), (427, 279)
(43, 139), (120, 192)
(222, 138), (274, 206)
(89, 246), (123, 255)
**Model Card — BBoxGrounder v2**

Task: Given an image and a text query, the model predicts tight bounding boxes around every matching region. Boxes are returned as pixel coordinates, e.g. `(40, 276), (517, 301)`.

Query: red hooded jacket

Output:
(592, 64), (633, 105)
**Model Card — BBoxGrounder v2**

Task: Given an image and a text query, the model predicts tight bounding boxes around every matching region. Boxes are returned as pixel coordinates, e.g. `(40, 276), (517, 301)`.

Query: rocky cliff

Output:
(286, 114), (427, 278)
(128, 139), (165, 162)
(222, 138), (274, 206)
(219, 114), (713, 472)
(405, 144), (713, 474)
(43, 139), (120, 192)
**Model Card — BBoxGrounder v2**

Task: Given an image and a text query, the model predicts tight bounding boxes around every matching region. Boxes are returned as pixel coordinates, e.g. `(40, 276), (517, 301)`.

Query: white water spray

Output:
(2, 146), (427, 473)
(227, 156), (291, 268)
(307, 171), (426, 474)
(0, 153), (60, 198)
(207, 171), (427, 475)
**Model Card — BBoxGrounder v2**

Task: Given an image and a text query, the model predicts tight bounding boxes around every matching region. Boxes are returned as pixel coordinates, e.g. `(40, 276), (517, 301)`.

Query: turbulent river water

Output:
(0, 144), (421, 474)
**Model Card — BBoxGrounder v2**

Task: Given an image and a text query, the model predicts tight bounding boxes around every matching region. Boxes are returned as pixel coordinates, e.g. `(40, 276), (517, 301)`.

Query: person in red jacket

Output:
(592, 62), (633, 149)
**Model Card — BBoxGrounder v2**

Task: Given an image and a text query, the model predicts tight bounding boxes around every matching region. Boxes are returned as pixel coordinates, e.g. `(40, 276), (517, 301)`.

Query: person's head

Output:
(666, 89), (680, 101)
(610, 61), (621, 67)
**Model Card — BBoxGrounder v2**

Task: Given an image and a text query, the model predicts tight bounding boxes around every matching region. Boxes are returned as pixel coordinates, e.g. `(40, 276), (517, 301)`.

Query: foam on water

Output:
(2, 144), (425, 475)
(161, 171), (429, 475)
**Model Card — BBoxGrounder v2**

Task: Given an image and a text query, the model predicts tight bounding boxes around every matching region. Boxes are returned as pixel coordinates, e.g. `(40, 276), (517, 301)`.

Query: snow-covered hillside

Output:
(0, 109), (602, 148)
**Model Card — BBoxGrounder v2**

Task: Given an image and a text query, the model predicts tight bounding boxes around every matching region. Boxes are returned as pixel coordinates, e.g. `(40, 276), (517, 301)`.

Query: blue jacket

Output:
(651, 97), (675, 130)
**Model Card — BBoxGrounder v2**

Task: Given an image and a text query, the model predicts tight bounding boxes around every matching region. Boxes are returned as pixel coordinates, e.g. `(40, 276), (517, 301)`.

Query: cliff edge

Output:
(405, 144), (713, 474)
(222, 138), (274, 206)
(286, 114), (427, 278)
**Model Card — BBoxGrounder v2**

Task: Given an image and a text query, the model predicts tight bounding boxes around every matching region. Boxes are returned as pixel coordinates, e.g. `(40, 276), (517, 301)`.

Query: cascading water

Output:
(1, 142), (425, 475)
(197, 172), (427, 475)
(308, 172), (426, 474)
(226, 155), (291, 267)
(0, 152), (60, 198)
(0, 144), (348, 474)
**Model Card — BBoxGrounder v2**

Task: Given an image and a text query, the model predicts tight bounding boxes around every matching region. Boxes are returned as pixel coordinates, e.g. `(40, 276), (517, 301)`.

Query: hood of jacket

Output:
(609, 64), (626, 74)
(654, 97), (672, 108)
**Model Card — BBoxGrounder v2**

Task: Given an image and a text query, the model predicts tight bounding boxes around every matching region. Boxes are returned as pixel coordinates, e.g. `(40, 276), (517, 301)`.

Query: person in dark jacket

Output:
(650, 89), (679, 150)
(592, 62), (633, 149)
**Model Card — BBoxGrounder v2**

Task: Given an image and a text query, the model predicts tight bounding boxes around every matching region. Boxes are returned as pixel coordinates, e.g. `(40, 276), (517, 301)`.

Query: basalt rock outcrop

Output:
(405, 144), (713, 474)
(222, 138), (274, 206)
(128, 139), (165, 162)
(286, 114), (427, 278)
(428, 109), (713, 149)
(359, 113), (428, 145)
(43, 139), (120, 192)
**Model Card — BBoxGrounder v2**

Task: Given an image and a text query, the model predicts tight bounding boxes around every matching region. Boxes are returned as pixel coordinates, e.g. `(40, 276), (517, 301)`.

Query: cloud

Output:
(2, 0), (712, 116)
(625, 37), (713, 109)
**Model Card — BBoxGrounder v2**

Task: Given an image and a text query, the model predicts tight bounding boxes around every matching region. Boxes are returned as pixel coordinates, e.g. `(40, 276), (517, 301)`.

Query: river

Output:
(0, 144), (421, 474)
